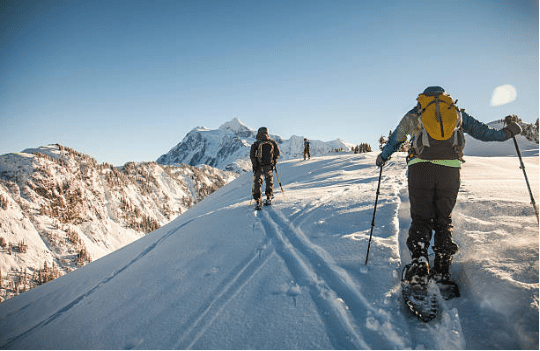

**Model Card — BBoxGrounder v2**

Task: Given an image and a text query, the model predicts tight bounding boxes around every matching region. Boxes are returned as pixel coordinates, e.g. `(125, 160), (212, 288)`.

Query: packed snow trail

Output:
(0, 152), (537, 349)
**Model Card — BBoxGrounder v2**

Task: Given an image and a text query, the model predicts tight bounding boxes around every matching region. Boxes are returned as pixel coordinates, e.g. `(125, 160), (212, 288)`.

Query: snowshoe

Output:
(430, 274), (460, 300)
(264, 198), (272, 206)
(401, 263), (439, 322)
(405, 256), (430, 288)
(255, 200), (263, 211)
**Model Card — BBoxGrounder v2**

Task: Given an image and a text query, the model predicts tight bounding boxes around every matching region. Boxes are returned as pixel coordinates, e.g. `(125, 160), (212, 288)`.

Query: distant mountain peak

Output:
(218, 118), (254, 137)
(157, 119), (357, 173)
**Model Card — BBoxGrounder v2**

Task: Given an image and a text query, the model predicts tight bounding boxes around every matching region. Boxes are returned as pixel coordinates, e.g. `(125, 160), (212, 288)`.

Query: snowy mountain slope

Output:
(157, 118), (356, 172)
(0, 144), (236, 302)
(463, 120), (539, 157)
(0, 150), (537, 349)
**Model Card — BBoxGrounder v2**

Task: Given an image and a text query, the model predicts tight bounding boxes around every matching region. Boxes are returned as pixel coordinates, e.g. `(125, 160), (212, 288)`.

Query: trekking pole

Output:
(365, 165), (384, 265)
(250, 174), (255, 205)
(274, 165), (285, 196)
(511, 135), (539, 223)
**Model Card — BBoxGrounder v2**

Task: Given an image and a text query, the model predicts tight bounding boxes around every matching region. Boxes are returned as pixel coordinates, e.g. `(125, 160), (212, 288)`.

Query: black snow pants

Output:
(407, 162), (460, 258)
(253, 165), (274, 201)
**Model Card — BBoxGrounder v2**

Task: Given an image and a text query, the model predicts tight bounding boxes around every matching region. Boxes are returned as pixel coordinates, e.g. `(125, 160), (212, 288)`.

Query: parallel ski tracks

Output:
(172, 239), (275, 349)
(260, 206), (404, 350)
(171, 204), (405, 350)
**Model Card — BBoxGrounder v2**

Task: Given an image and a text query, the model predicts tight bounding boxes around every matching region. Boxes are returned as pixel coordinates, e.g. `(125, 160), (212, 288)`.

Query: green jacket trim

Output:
(407, 158), (462, 168)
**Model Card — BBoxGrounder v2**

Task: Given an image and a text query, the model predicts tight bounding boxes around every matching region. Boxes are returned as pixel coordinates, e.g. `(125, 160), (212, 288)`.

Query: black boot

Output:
(431, 252), (453, 282)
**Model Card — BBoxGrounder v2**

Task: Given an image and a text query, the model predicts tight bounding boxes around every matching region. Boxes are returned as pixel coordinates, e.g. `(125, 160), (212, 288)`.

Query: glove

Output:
(376, 154), (386, 167)
(503, 121), (522, 139)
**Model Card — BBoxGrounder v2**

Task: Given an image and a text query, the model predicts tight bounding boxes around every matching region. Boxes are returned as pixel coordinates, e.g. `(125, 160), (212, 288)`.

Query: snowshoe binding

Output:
(264, 197), (273, 206)
(255, 200), (263, 211)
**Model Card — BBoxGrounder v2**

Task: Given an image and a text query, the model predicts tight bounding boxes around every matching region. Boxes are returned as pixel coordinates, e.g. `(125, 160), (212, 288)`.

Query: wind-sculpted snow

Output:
(0, 153), (537, 349)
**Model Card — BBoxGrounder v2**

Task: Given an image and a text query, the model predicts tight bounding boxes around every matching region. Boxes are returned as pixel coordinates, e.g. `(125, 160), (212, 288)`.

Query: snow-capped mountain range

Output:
(157, 118), (356, 172)
(0, 119), (359, 303)
(0, 115), (538, 348)
(0, 118), (537, 305)
(0, 144), (236, 302)
(157, 117), (540, 172)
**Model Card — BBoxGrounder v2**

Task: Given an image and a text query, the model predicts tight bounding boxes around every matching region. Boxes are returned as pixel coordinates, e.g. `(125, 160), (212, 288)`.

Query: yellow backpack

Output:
(412, 90), (465, 159)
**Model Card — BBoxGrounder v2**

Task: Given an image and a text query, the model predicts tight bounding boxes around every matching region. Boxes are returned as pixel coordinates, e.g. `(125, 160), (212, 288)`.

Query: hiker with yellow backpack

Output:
(376, 86), (521, 289)
(250, 127), (281, 210)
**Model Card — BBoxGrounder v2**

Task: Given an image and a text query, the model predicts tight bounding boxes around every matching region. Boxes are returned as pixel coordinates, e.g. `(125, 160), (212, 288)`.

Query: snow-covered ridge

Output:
(157, 118), (356, 172)
(0, 144), (236, 302)
(218, 117), (255, 137)
(464, 120), (539, 157)
(0, 153), (537, 349)
(0, 118), (537, 304)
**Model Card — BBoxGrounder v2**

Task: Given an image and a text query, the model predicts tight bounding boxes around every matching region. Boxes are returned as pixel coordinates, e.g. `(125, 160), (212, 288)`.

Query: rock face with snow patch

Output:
(0, 144), (236, 302)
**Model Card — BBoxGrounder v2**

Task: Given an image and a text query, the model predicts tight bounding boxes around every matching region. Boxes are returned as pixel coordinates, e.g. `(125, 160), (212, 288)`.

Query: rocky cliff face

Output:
(0, 144), (236, 302)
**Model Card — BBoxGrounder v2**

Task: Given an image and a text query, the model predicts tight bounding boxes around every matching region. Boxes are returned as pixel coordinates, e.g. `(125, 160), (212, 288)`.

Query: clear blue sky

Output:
(1, 0), (538, 166)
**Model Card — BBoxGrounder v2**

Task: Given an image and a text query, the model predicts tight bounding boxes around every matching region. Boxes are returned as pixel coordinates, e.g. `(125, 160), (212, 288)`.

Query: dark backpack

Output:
(256, 140), (274, 166)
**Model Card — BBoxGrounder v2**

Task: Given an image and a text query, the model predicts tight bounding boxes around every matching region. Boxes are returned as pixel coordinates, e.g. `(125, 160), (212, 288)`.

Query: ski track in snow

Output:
(0, 219), (196, 349)
(258, 204), (408, 349)
(252, 157), (471, 350)
(171, 236), (276, 349)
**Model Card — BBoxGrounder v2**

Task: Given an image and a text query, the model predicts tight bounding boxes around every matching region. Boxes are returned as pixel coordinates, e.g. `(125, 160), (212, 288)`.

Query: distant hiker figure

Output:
(303, 138), (311, 160)
(251, 127), (280, 209)
(377, 86), (521, 289)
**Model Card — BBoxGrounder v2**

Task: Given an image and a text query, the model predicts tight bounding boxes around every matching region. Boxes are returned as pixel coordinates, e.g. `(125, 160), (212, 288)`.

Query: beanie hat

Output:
(422, 86), (446, 96)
